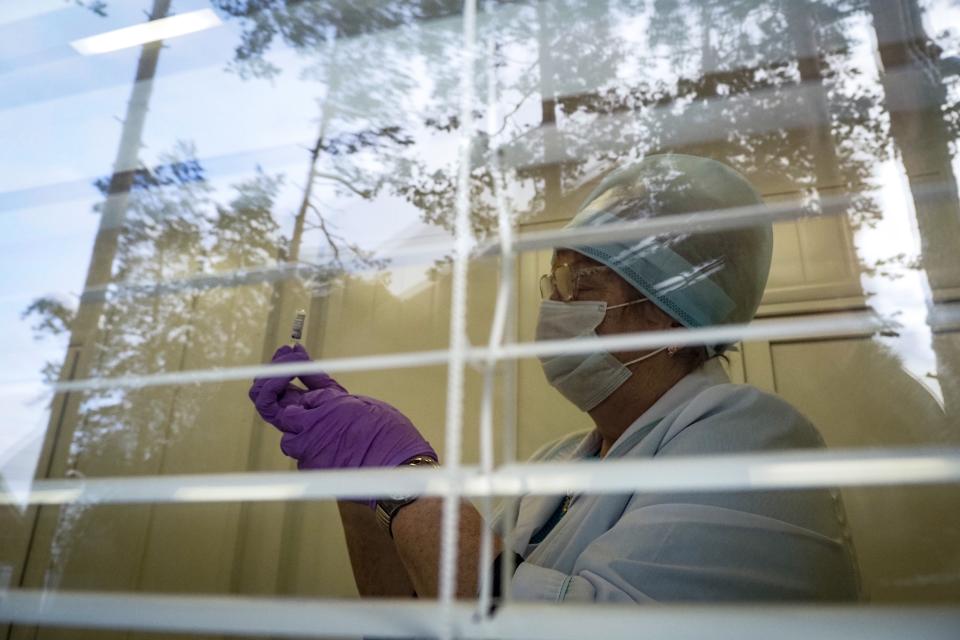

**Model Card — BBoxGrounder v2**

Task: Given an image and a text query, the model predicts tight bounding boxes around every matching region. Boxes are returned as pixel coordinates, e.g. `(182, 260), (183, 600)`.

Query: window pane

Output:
(2, 1), (958, 635)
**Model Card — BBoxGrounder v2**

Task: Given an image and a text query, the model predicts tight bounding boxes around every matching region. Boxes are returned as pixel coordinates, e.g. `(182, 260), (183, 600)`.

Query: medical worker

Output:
(249, 154), (861, 602)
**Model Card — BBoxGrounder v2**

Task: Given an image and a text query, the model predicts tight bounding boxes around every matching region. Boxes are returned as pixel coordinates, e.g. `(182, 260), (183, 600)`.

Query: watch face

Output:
(388, 491), (413, 502)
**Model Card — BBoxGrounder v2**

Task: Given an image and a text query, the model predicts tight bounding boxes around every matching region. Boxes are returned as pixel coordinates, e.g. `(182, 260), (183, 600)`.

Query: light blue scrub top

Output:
(496, 360), (861, 603)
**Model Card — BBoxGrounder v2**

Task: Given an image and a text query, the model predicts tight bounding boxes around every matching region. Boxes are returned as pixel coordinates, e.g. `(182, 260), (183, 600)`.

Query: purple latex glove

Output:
(247, 345), (329, 424)
(249, 345), (437, 505)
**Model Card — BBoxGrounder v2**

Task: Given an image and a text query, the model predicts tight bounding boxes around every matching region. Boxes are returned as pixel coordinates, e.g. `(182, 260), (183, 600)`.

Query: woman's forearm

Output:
(337, 501), (417, 597)
(391, 497), (502, 598)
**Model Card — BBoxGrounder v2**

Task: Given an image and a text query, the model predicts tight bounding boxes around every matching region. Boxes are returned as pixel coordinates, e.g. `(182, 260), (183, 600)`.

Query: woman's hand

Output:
(250, 346), (491, 599)
(248, 345), (344, 424)
(248, 344), (437, 476)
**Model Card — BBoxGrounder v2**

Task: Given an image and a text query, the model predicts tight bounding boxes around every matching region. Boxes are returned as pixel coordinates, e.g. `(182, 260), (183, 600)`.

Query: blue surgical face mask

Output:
(535, 298), (666, 412)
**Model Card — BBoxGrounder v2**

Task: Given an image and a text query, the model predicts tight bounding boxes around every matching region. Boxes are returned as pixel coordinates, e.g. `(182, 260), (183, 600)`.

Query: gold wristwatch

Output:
(374, 455), (440, 537)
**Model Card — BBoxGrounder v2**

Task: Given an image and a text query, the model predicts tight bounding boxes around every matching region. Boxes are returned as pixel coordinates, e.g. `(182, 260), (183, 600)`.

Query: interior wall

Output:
(770, 336), (960, 602)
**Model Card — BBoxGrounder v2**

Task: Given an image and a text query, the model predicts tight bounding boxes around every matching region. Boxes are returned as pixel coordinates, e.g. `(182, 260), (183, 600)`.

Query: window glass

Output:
(1, 1), (958, 633)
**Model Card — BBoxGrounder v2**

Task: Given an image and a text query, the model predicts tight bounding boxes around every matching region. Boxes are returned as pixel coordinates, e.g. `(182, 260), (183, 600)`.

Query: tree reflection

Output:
(397, 0), (959, 421)
(28, 145), (282, 464)
(24, 0), (958, 455)
(14, 0), (960, 599)
(868, 0), (960, 416)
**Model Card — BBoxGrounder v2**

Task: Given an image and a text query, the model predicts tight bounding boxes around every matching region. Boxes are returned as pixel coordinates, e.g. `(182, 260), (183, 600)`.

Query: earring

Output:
(667, 345), (681, 356)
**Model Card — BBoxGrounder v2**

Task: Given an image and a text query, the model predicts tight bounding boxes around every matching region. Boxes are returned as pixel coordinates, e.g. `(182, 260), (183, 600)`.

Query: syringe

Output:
(291, 309), (306, 344)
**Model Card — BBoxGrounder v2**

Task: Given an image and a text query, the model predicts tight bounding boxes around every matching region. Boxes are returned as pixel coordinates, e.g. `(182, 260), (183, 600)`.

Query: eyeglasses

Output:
(539, 264), (611, 301)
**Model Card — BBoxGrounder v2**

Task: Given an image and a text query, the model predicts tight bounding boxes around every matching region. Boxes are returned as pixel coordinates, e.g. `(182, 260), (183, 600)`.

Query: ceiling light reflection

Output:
(69, 9), (221, 56)
(750, 456), (957, 488)
(173, 483), (306, 502)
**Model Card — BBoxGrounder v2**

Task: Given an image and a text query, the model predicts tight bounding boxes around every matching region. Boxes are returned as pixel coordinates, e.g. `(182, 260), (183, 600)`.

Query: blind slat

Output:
(1, 590), (957, 640)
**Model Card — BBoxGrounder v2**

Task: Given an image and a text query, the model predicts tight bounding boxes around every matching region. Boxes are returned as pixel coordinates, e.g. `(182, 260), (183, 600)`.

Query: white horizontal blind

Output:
(18, 180), (956, 315)
(3, 448), (960, 507)
(17, 303), (952, 396)
(3, 592), (960, 640)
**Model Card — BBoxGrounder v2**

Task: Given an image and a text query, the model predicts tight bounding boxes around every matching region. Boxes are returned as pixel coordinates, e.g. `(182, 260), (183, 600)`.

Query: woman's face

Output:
(550, 249), (676, 356)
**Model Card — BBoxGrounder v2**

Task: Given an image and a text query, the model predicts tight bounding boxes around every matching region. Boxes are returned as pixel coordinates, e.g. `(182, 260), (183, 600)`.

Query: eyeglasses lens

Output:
(555, 265), (575, 300)
(540, 265), (578, 300)
(539, 274), (553, 300)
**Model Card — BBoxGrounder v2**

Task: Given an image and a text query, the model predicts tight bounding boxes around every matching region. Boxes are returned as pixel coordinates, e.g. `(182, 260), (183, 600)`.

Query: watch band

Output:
(375, 456), (440, 538)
